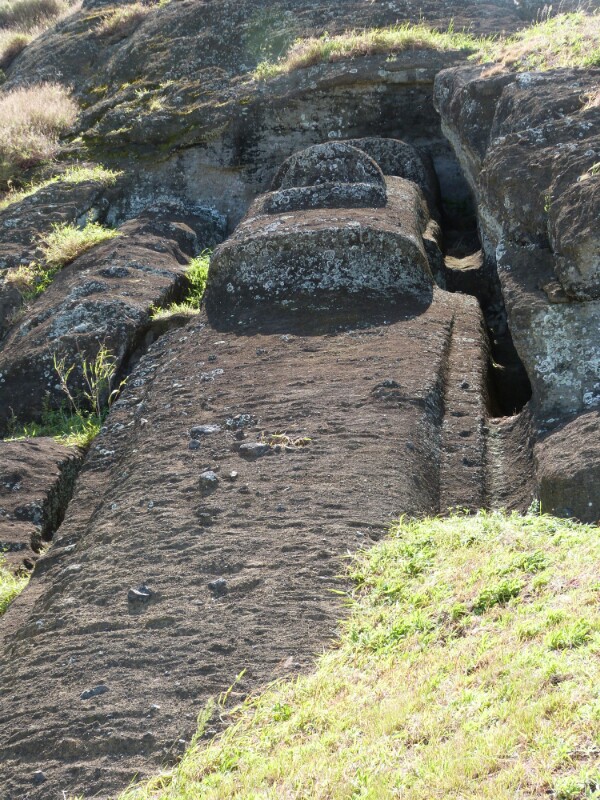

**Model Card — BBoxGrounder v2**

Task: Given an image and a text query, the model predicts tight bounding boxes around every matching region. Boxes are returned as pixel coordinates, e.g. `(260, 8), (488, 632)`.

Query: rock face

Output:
(0, 211), (222, 433)
(435, 66), (600, 417)
(435, 65), (600, 521)
(0, 439), (82, 569)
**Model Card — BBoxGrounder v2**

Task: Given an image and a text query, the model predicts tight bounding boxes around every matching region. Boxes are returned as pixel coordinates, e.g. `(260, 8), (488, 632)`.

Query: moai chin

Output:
(206, 141), (436, 324)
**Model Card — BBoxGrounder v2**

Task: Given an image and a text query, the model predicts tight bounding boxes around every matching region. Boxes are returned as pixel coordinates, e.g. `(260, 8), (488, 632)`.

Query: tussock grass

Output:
(0, 556), (28, 615)
(121, 511), (600, 800)
(0, 0), (80, 68)
(254, 12), (600, 79)
(0, 27), (30, 65)
(151, 251), (210, 320)
(0, 164), (122, 211)
(0, 0), (63, 29)
(0, 83), (78, 183)
(40, 220), (119, 268)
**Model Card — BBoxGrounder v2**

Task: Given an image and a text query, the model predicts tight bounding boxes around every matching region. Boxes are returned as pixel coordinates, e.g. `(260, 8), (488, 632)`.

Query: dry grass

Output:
(0, 0), (80, 69)
(0, 27), (30, 65)
(96, 2), (149, 37)
(0, 82), (78, 183)
(0, 0), (63, 28)
(121, 511), (600, 800)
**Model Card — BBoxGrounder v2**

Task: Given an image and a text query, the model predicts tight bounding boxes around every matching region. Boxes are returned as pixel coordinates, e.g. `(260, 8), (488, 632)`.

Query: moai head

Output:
(205, 140), (436, 323)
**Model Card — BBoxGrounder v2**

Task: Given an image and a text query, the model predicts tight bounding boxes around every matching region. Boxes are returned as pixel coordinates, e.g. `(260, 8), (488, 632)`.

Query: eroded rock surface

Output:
(0, 438), (82, 569)
(435, 64), (600, 521)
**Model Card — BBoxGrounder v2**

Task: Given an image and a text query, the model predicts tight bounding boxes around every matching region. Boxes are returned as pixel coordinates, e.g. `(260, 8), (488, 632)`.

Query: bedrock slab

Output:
(0, 288), (494, 799)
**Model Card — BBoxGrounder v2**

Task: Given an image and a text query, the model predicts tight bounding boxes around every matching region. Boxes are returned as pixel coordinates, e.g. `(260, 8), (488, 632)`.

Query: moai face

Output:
(206, 141), (435, 321)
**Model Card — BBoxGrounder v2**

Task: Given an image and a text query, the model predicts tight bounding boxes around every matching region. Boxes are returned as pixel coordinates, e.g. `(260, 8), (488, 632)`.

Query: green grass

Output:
(0, 556), (28, 616)
(4, 260), (60, 300)
(120, 511), (600, 800)
(254, 22), (483, 79)
(0, 164), (122, 211)
(480, 11), (600, 71)
(40, 220), (119, 269)
(254, 12), (600, 79)
(151, 251), (210, 320)
(5, 219), (120, 300)
(6, 407), (102, 448)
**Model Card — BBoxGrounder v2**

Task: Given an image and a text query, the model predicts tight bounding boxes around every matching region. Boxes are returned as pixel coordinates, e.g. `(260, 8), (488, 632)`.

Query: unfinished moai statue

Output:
(0, 138), (499, 800)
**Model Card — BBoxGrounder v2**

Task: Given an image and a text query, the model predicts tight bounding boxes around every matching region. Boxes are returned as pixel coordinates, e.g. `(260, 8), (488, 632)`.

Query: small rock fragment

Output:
(238, 442), (270, 459)
(207, 354), (218, 362)
(80, 684), (109, 700)
(188, 440), (200, 450)
(208, 578), (228, 597)
(226, 471), (238, 481)
(32, 771), (46, 785)
(128, 585), (154, 603)
(199, 470), (219, 490)
(190, 424), (221, 439)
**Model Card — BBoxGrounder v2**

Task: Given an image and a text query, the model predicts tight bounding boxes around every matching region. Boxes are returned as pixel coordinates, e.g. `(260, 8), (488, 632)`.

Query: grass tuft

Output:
(6, 407), (101, 447)
(120, 511), (600, 800)
(151, 251), (210, 320)
(0, 556), (28, 615)
(96, 2), (149, 37)
(40, 220), (119, 268)
(480, 11), (600, 71)
(254, 22), (482, 79)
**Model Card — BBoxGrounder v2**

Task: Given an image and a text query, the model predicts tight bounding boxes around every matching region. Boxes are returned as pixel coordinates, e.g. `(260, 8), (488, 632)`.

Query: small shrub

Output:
(40, 220), (119, 268)
(0, 82), (78, 183)
(96, 3), (149, 37)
